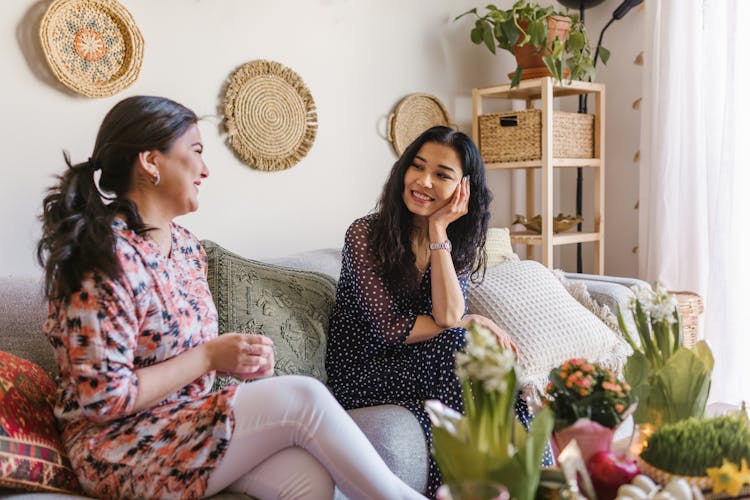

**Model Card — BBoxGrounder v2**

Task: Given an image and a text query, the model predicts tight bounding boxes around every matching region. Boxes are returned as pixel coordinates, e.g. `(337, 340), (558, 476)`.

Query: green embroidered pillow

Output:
(201, 240), (336, 390)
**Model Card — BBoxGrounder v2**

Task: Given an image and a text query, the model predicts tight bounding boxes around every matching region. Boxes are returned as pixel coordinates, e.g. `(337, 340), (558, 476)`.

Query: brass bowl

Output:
(512, 214), (583, 234)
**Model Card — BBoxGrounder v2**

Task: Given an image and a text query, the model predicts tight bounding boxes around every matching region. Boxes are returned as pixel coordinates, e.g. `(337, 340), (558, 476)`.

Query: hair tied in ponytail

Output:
(87, 157), (101, 172)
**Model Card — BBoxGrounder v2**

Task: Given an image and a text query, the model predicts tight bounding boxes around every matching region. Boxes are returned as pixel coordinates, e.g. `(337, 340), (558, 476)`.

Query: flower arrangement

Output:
(543, 358), (635, 432)
(617, 283), (714, 428)
(427, 322), (553, 500)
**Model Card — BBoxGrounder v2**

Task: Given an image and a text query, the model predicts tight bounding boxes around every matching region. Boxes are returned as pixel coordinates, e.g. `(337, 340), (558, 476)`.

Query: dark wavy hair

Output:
(371, 126), (492, 288)
(37, 96), (198, 301)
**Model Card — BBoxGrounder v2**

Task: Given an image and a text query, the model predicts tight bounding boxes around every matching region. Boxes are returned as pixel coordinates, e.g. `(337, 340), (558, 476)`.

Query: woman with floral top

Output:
(37, 95), (424, 500)
(325, 126), (551, 498)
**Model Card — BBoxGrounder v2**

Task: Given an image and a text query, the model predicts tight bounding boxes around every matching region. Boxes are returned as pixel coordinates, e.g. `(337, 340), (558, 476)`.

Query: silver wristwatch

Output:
(429, 240), (452, 252)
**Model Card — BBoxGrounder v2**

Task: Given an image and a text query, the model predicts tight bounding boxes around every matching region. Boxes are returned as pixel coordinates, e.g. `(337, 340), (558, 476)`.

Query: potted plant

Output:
(617, 283), (714, 429)
(542, 358), (636, 463)
(456, 0), (607, 87)
(426, 323), (553, 500)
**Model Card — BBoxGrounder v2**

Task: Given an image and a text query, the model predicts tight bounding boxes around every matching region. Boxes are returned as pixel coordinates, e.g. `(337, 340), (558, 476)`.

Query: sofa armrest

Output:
(563, 272), (649, 333)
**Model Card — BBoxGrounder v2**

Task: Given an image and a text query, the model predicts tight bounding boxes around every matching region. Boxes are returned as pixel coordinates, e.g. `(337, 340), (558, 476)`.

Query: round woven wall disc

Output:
(39, 0), (144, 98)
(223, 60), (318, 172)
(388, 93), (452, 156)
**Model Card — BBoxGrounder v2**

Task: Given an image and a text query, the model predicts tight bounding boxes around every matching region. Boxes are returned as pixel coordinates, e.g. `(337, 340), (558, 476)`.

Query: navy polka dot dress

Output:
(326, 215), (552, 498)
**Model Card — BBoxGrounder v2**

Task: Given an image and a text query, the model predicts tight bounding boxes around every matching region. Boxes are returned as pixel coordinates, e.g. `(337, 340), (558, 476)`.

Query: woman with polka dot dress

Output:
(325, 126), (553, 498)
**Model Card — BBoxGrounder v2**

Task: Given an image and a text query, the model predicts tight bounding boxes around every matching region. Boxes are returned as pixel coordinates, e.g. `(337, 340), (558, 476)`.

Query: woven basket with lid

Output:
(478, 109), (594, 163)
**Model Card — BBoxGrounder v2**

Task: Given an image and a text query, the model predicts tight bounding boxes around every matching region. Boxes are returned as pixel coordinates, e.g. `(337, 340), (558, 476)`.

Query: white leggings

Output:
(203, 375), (425, 500)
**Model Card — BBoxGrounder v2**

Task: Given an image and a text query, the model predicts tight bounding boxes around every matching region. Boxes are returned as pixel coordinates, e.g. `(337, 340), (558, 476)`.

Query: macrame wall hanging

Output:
(223, 60), (318, 171)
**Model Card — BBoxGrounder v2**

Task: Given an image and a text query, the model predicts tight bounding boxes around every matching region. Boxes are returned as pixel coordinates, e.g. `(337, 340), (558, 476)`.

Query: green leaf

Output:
(491, 408), (554, 500)
(541, 55), (558, 79)
(482, 24), (496, 54)
(692, 340), (715, 373)
(432, 427), (491, 482)
(617, 305), (640, 351)
(511, 66), (522, 88)
(673, 310), (683, 351)
(470, 26), (483, 45)
(623, 351), (652, 424)
(651, 347), (712, 424)
(567, 31), (585, 52)
(598, 46), (610, 65)
(550, 39), (563, 59)
(528, 20), (546, 46)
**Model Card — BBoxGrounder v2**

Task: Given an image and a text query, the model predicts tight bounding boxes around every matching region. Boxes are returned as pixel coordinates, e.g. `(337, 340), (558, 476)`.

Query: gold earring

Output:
(152, 173), (160, 186)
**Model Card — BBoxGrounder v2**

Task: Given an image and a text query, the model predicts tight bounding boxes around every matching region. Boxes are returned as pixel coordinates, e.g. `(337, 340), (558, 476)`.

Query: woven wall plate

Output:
(223, 60), (318, 171)
(39, 0), (144, 98)
(387, 93), (452, 156)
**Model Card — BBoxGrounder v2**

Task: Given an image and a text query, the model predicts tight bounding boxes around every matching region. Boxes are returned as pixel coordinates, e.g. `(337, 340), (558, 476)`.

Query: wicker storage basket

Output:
(668, 290), (704, 348)
(478, 109), (594, 163)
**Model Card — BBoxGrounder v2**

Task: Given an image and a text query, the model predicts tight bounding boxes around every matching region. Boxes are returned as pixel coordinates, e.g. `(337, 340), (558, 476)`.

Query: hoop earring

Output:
(152, 173), (160, 186)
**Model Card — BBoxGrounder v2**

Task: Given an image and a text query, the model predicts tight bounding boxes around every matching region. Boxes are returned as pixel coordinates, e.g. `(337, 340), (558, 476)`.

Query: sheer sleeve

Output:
(62, 273), (140, 423)
(342, 219), (416, 345)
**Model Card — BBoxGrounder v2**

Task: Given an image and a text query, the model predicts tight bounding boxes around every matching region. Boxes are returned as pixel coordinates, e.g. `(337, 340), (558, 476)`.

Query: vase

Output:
(436, 481), (510, 500)
(551, 418), (615, 464)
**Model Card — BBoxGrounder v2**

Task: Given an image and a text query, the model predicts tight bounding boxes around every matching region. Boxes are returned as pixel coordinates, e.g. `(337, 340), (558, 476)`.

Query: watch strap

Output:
(429, 240), (452, 252)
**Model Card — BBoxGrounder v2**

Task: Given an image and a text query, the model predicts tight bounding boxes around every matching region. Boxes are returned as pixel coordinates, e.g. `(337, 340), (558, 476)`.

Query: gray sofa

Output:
(0, 245), (646, 500)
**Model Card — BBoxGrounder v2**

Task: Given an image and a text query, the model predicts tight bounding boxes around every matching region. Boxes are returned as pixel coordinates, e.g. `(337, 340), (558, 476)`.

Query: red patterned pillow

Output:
(0, 351), (81, 493)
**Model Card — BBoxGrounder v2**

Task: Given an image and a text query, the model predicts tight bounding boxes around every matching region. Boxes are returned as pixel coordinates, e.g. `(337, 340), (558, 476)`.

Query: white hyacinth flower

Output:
(456, 324), (515, 392)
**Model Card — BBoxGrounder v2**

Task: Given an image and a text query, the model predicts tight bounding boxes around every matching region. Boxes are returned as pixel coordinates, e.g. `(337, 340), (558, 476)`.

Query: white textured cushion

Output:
(485, 227), (519, 267)
(467, 260), (631, 394)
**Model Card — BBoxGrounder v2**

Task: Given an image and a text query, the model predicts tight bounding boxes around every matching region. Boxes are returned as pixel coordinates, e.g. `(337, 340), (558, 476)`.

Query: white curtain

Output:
(639, 0), (750, 405)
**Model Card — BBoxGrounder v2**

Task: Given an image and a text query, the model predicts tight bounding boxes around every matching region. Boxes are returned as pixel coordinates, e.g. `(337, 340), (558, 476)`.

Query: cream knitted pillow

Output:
(466, 260), (631, 395)
(485, 227), (519, 267)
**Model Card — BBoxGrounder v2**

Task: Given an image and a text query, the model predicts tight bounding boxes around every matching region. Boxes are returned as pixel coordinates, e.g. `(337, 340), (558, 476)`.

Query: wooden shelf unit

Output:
(471, 77), (605, 273)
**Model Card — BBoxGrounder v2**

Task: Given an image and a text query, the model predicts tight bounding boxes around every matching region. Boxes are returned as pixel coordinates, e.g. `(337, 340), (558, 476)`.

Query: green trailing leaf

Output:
(482, 23), (496, 53)
(511, 66), (522, 87)
(527, 20), (546, 46)
(598, 45), (610, 64)
(567, 31), (585, 51)
(541, 55), (557, 80)
(455, 8), (478, 21)
(500, 19), (519, 48)
(471, 26), (483, 44)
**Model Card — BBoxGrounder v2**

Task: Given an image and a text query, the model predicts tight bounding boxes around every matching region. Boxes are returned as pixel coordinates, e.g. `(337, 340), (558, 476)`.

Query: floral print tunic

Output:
(44, 219), (236, 499)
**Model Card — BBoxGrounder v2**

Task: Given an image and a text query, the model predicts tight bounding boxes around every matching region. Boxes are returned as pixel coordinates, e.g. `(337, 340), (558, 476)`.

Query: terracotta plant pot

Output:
(508, 15), (572, 81)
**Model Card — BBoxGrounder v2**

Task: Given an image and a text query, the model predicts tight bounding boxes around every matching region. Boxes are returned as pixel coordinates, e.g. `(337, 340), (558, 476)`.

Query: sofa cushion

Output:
(485, 227), (519, 267)
(202, 240), (337, 390)
(467, 260), (632, 395)
(0, 277), (57, 376)
(0, 351), (81, 494)
(347, 405), (428, 494)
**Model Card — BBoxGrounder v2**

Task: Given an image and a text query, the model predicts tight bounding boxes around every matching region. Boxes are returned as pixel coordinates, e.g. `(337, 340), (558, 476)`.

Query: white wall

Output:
(556, 0), (644, 277)
(0, 0), (641, 278)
